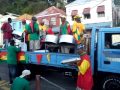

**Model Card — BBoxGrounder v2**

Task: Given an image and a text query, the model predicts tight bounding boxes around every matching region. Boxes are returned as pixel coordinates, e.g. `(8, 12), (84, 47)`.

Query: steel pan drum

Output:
(59, 35), (75, 44)
(12, 30), (23, 40)
(12, 30), (23, 36)
(45, 35), (58, 44)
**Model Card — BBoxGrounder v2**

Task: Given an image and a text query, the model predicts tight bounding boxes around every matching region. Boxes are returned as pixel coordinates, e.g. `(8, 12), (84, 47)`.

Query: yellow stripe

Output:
(74, 34), (78, 40)
(19, 56), (25, 61)
(78, 59), (90, 75)
(0, 56), (7, 60)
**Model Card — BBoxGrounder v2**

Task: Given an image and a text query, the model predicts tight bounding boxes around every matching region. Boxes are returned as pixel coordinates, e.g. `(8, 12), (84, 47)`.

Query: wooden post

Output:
(35, 75), (40, 90)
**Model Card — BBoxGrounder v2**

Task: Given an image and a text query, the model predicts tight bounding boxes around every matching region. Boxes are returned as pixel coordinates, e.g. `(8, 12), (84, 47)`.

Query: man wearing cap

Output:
(7, 40), (21, 84)
(72, 15), (85, 44)
(60, 15), (71, 35)
(59, 15), (71, 53)
(76, 44), (93, 90)
(26, 17), (40, 51)
(11, 70), (31, 90)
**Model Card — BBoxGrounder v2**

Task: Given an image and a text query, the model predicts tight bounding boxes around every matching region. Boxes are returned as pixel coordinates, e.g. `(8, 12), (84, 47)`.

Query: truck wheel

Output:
(102, 76), (120, 90)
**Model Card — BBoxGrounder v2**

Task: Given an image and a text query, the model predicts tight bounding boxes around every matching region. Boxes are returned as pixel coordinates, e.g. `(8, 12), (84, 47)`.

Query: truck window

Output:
(105, 33), (120, 49)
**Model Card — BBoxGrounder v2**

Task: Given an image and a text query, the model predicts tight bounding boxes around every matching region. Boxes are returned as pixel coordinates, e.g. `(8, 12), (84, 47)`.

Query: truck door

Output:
(98, 28), (120, 74)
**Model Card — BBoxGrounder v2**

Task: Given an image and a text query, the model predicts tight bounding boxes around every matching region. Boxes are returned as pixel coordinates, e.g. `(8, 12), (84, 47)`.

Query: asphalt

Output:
(0, 62), (76, 90)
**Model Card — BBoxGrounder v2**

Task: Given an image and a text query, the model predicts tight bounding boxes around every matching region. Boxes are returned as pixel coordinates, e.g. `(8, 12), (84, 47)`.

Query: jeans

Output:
(8, 64), (17, 84)
(3, 39), (9, 49)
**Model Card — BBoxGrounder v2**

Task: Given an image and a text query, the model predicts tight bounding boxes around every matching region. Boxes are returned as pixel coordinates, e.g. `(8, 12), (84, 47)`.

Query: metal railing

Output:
(35, 75), (66, 90)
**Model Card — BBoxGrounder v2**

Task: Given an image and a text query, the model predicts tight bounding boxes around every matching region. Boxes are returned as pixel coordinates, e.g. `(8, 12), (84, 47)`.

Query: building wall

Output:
(66, 0), (113, 27)
(112, 6), (120, 27)
(37, 14), (61, 27)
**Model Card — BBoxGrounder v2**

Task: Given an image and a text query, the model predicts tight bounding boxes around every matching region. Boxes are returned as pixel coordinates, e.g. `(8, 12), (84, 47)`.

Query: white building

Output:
(65, 0), (120, 29)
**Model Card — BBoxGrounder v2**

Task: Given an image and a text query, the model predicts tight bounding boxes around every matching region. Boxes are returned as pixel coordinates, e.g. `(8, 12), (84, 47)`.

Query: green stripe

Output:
(78, 35), (81, 40)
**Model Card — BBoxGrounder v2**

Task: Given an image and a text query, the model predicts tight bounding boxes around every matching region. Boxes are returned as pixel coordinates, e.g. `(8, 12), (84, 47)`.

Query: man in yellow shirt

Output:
(39, 21), (47, 42)
(39, 21), (47, 32)
(72, 15), (85, 44)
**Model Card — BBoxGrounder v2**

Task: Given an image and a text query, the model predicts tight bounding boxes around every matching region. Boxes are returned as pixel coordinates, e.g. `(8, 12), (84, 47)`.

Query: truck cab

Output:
(91, 27), (120, 90)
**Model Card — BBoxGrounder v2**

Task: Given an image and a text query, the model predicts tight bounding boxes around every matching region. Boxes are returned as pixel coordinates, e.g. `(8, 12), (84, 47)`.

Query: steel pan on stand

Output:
(59, 35), (75, 44)
(59, 35), (75, 53)
(45, 35), (58, 44)
(45, 34), (59, 52)
(12, 30), (23, 46)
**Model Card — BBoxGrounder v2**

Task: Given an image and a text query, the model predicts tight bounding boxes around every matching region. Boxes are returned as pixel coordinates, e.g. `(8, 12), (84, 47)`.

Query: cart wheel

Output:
(102, 76), (120, 90)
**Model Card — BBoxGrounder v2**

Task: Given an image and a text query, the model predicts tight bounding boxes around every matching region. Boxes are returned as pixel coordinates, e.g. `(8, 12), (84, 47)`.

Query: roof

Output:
(16, 14), (33, 20)
(35, 6), (66, 18)
(0, 15), (17, 23)
(65, 0), (103, 7)
(66, 0), (89, 7)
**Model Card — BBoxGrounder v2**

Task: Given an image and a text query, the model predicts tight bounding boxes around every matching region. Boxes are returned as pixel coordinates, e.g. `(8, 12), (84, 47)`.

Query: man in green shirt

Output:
(7, 40), (20, 84)
(59, 15), (71, 53)
(26, 17), (40, 51)
(11, 70), (31, 90)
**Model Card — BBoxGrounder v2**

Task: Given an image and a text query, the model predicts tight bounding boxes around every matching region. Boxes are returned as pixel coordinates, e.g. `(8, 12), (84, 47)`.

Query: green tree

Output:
(0, 0), (65, 15)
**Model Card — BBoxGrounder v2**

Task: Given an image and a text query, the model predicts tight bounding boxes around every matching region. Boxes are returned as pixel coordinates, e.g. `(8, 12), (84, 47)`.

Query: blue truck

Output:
(1, 27), (120, 89)
(24, 27), (120, 89)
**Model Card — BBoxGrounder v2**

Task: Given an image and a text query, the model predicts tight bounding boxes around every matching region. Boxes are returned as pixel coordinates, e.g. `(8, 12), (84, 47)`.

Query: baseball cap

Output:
(20, 70), (31, 78)
(74, 15), (82, 19)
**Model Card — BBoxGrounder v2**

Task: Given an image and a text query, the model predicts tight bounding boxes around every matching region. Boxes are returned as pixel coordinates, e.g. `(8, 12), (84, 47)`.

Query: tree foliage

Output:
(0, 0), (65, 15)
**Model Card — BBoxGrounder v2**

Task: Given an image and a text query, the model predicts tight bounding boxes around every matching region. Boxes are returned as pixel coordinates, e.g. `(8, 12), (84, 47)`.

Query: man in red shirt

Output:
(47, 24), (54, 35)
(1, 18), (13, 49)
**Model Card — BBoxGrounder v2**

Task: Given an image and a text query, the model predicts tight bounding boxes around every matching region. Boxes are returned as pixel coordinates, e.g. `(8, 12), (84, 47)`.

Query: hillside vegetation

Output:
(0, 0), (65, 15)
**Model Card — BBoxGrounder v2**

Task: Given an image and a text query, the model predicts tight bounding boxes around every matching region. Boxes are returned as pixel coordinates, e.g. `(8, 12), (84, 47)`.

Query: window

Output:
(105, 33), (120, 49)
(42, 19), (49, 26)
(50, 17), (56, 25)
(84, 14), (91, 19)
(97, 12), (105, 17)
(83, 8), (91, 19)
(97, 5), (105, 17)
(71, 10), (78, 21)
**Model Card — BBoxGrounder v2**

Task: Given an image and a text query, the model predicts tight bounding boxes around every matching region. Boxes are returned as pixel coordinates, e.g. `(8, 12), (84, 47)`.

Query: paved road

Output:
(0, 62), (76, 90)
